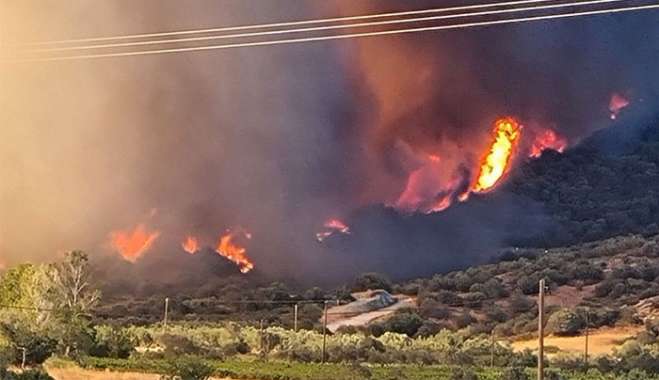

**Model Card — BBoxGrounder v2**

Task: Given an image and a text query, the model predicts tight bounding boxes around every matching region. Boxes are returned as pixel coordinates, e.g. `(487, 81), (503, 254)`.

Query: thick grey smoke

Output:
(1, 1), (659, 286)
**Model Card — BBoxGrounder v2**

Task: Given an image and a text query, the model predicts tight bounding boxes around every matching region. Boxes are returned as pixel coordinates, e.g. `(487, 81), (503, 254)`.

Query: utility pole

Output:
(490, 331), (495, 367)
(294, 303), (299, 332)
(538, 279), (545, 380)
(259, 319), (265, 358)
(584, 309), (589, 365)
(163, 297), (169, 331)
(321, 301), (328, 363)
(19, 347), (26, 369)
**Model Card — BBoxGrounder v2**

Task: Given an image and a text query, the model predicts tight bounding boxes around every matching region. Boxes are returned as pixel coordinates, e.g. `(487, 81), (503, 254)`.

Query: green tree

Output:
(45, 250), (100, 357)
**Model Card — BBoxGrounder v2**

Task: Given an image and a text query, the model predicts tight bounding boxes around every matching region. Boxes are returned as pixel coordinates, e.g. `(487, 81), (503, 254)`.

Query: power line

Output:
(22, 0), (628, 53)
(7, 2), (659, 63)
(10, 0), (560, 47)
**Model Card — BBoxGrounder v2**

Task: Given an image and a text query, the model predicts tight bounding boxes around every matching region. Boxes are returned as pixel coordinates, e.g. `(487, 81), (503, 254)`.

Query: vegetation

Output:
(3, 235), (659, 378)
(506, 120), (659, 247)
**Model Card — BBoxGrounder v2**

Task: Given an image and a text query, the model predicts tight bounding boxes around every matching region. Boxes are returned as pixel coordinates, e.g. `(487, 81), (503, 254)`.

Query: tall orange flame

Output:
(216, 229), (254, 273)
(110, 224), (160, 263)
(181, 235), (199, 254)
(472, 117), (521, 193)
(529, 129), (567, 158)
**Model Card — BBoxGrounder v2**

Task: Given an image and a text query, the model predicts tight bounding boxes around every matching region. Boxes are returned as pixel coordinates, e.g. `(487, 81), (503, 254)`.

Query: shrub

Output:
(509, 293), (535, 313)
(419, 299), (450, 319)
(353, 273), (392, 293)
(91, 325), (136, 359)
(379, 312), (424, 337)
(160, 356), (214, 380)
(547, 309), (585, 336)
(453, 312), (476, 329)
(501, 367), (529, 380)
(449, 367), (478, 380)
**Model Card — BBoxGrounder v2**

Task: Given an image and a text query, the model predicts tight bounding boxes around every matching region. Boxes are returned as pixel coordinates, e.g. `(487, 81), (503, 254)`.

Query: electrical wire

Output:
(8, 2), (659, 63)
(23, 0), (629, 53)
(11, 0), (561, 47)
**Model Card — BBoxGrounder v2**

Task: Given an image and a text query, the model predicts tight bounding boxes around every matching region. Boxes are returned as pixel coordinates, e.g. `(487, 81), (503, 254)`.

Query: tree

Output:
(352, 273), (392, 293)
(45, 250), (100, 356)
(546, 309), (584, 336)
(0, 264), (53, 365)
(161, 356), (214, 380)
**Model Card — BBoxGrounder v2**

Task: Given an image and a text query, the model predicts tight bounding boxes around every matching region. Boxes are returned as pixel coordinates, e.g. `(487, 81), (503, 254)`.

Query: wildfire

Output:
(181, 235), (199, 254)
(428, 195), (452, 213)
(609, 92), (630, 120)
(316, 218), (351, 242)
(216, 229), (254, 273)
(110, 224), (160, 263)
(394, 153), (444, 212)
(472, 117), (521, 193)
(529, 129), (567, 158)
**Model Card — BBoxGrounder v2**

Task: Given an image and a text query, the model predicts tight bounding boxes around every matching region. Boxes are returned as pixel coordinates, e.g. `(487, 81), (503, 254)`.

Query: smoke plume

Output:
(2, 0), (659, 286)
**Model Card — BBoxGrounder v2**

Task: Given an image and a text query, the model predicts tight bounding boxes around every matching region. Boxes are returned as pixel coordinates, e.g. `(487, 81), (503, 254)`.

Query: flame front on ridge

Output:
(472, 117), (521, 193)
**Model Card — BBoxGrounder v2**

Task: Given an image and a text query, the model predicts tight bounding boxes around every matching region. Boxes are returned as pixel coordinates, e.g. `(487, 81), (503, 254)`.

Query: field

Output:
(42, 357), (659, 380)
(47, 367), (161, 380)
(511, 326), (643, 357)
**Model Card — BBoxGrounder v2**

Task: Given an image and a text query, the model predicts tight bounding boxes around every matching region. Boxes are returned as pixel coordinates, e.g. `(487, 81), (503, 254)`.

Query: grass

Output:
(510, 325), (643, 357)
(47, 367), (162, 380)
(56, 356), (659, 380)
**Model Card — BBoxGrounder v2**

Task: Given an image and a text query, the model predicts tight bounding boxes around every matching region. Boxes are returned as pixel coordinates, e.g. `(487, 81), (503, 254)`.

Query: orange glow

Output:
(216, 229), (254, 273)
(472, 117), (521, 193)
(609, 92), (630, 120)
(181, 235), (199, 254)
(110, 224), (160, 262)
(529, 129), (567, 158)
(394, 153), (443, 212)
(428, 195), (451, 213)
(325, 219), (350, 233)
(316, 218), (351, 242)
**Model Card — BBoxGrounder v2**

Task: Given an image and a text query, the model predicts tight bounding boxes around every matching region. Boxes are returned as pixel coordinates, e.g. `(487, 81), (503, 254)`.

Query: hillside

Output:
(505, 109), (659, 247)
(403, 234), (659, 338)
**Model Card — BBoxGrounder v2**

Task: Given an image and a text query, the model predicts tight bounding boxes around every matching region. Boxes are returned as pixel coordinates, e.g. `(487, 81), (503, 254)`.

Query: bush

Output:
(449, 367), (478, 380)
(547, 309), (585, 336)
(419, 299), (450, 319)
(91, 325), (136, 359)
(160, 356), (214, 380)
(501, 367), (529, 380)
(353, 273), (392, 293)
(509, 293), (535, 313)
(379, 312), (424, 337)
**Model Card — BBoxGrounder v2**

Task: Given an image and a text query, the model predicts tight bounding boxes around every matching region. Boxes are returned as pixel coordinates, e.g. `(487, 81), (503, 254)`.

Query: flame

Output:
(316, 218), (351, 242)
(216, 229), (254, 273)
(394, 153), (444, 212)
(609, 92), (630, 120)
(181, 235), (199, 254)
(325, 219), (350, 233)
(428, 195), (452, 213)
(529, 129), (567, 158)
(110, 224), (160, 262)
(472, 117), (521, 193)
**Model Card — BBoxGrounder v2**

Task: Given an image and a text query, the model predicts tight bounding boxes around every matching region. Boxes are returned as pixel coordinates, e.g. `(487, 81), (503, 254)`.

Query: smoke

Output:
(2, 1), (659, 286)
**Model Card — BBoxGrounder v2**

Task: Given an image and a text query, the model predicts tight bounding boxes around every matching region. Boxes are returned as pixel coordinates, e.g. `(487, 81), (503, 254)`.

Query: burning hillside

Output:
(471, 117), (522, 193)
(2, 1), (658, 283)
(109, 224), (160, 263)
(216, 229), (254, 274)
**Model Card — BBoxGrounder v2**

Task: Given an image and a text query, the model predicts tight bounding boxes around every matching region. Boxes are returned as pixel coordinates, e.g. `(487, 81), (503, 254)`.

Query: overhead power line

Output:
(23, 0), (630, 54)
(12, 0), (560, 47)
(8, 2), (658, 63)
